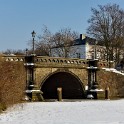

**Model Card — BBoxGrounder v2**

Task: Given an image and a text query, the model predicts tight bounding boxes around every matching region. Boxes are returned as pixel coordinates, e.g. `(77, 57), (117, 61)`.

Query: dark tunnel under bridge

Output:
(41, 72), (85, 99)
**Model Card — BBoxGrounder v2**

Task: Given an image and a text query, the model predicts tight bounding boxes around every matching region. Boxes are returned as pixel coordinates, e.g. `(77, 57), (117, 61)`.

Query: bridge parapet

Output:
(1, 55), (113, 69)
(98, 60), (114, 68)
(2, 55), (25, 62)
(35, 56), (89, 68)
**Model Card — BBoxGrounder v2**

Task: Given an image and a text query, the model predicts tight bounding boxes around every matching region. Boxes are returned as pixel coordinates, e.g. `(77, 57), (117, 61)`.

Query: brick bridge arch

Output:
(40, 70), (85, 99)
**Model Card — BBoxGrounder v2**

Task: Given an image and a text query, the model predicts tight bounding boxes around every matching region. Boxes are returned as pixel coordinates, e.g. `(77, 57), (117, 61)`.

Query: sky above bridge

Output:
(0, 0), (124, 52)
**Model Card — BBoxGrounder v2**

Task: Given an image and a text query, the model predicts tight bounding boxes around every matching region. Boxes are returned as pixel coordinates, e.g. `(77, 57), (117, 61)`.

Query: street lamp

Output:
(31, 30), (36, 55)
(25, 48), (28, 56)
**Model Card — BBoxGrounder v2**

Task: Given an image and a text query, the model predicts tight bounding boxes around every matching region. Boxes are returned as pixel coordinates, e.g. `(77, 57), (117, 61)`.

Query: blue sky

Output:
(0, 0), (124, 51)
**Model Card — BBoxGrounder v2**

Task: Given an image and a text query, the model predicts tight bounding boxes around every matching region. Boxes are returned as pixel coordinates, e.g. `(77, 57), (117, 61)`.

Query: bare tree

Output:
(3, 49), (25, 55)
(51, 28), (79, 57)
(35, 26), (79, 57)
(87, 4), (124, 63)
(34, 25), (52, 56)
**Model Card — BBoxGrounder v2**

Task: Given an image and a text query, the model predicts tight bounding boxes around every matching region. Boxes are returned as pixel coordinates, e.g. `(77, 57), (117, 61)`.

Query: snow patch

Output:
(102, 68), (124, 75)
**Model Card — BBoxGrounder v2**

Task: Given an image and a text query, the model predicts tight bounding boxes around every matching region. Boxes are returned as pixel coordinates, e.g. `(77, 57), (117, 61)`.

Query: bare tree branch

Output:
(87, 3), (124, 63)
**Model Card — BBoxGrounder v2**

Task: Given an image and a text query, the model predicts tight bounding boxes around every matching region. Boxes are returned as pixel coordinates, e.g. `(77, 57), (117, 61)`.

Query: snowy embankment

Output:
(102, 68), (124, 76)
(0, 99), (124, 124)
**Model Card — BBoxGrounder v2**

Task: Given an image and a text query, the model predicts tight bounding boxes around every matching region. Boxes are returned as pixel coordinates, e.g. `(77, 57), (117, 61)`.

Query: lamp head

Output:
(31, 30), (36, 38)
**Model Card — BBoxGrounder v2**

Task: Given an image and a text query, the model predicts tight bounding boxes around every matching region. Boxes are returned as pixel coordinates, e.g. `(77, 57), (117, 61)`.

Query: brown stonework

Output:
(1, 55), (123, 100)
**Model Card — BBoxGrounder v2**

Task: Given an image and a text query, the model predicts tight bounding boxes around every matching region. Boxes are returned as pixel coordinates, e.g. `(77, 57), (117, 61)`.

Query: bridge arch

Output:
(40, 70), (86, 99)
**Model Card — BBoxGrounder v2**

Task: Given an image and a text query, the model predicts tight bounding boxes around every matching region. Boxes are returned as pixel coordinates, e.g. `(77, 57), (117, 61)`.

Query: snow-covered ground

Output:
(0, 99), (124, 124)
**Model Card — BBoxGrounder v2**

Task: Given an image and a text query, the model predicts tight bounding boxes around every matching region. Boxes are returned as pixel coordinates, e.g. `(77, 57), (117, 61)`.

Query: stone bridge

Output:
(2, 55), (113, 100)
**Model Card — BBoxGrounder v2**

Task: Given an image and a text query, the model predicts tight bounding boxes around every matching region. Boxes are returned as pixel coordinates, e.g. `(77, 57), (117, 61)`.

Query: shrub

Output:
(0, 61), (26, 107)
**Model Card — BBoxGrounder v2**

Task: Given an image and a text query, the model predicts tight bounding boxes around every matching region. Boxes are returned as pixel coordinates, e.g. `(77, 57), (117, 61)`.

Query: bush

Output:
(0, 103), (6, 112)
(0, 61), (26, 107)
(98, 70), (124, 98)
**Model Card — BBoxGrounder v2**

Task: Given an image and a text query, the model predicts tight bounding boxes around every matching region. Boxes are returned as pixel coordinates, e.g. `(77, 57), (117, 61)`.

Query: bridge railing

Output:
(2, 55), (25, 62)
(98, 60), (114, 68)
(1, 55), (113, 68)
(35, 56), (89, 68)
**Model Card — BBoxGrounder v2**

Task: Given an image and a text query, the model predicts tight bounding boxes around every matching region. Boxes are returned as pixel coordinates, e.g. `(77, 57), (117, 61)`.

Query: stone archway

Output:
(41, 72), (85, 99)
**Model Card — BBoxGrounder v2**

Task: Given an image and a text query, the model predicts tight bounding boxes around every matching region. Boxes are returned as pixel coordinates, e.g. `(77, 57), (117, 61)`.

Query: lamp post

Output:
(31, 30), (36, 55)
(25, 48), (28, 56)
